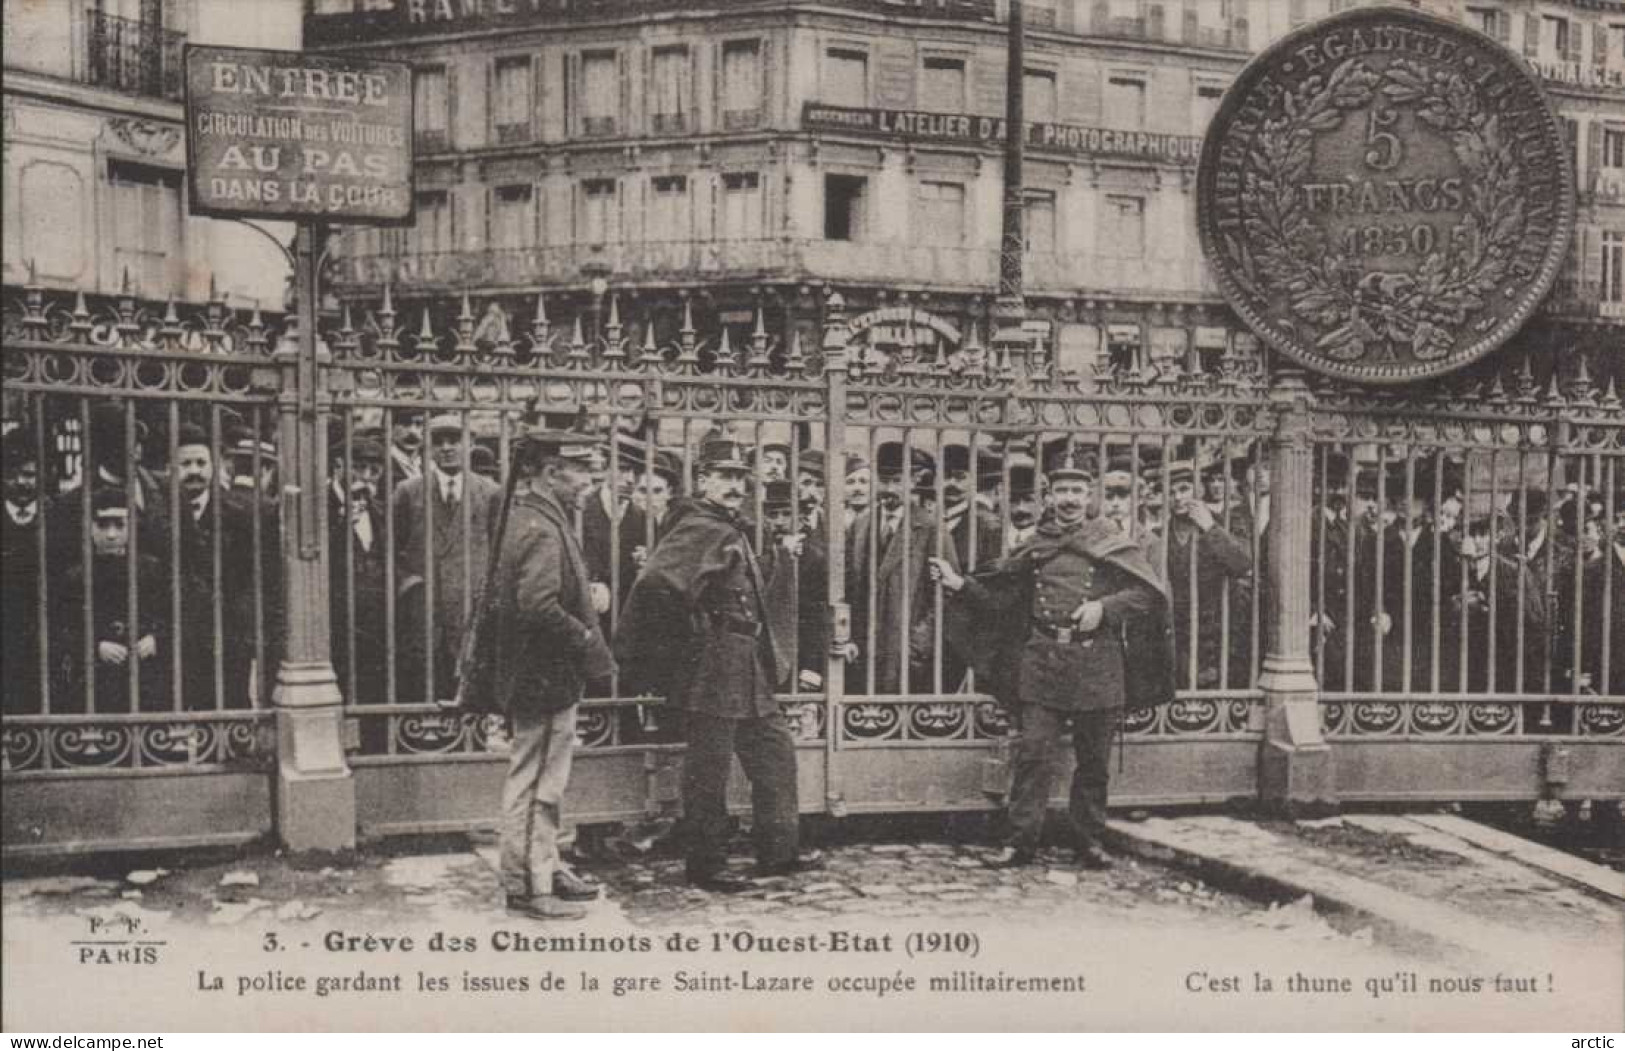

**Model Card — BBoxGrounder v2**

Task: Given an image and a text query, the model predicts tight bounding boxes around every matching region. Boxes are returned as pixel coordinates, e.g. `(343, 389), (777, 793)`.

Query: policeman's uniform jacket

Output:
(616, 498), (792, 717)
(488, 487), (613, 718)
(945, 516), (1174, 712)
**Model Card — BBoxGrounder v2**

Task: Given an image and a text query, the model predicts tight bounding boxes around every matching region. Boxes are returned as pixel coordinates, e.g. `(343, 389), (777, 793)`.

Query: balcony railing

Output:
(85, 10), (185, 102)
(1545, 277), (1625, 320)
(649, 112), (688, 134)
(331, 238), (1218, 298)
(581, 116), (618, 137)
(722, 109), (763, 131)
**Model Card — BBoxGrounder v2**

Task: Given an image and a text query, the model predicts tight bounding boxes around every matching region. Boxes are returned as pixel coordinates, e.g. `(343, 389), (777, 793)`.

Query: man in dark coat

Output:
(328, 434), (390, 716)
(2, 429), (44, 714)
(1150, 461), (1253, 691)
(846, 442), (953, 694)
(486, 429), (614, 921)
(1442, 515), (1550, 695)
(616, 437), (821, 894)
(174, 424), (281, 710)
(54, 487), (169, 714)
(393, 414), (503, 704)
(935, 454), (1172, 870)
(759, 479), (828, 688)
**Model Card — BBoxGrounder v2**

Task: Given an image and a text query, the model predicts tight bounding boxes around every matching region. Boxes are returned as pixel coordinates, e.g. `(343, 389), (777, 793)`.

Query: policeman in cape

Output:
(932, 451), (1173, 870)
(615, 436), (823, 893)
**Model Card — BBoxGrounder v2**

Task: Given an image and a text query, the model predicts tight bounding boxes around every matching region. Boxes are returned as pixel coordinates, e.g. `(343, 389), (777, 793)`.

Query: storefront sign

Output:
(185, 44), (413, 223)
(802, 102), (1203, 166)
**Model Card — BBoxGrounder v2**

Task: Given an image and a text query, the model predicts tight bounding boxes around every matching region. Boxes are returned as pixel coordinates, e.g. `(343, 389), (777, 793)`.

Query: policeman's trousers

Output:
(1007, 704), (1118, 852)
(499, 704), (578, 898)
(682, 711), (799, 875)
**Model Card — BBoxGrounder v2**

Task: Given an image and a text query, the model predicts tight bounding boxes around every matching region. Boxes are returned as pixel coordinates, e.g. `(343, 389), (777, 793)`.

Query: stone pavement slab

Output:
(1406, 813), (1625, 902)
(1108, 815), (1619, 965)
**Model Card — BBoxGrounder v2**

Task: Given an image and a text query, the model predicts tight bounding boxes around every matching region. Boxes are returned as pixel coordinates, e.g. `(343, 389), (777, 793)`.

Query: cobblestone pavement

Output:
(4, 817), (1621, 1031)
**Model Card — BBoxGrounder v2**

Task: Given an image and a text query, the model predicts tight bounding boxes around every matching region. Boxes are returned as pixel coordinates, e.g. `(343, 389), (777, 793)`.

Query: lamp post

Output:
(992, 0), (1033, 365)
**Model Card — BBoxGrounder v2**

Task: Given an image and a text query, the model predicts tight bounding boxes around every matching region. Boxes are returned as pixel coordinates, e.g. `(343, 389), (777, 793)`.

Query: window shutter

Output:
(642, 47), (651, 133)
(1587, 120), (1604, 185)
(1495, 12), (1509, 43)
(446, 64), (458, 150)
(1524, 14), (1540, 57)
(1579, 228), (1601, 286)
(762, 38), (773, 120)
(1091, 0), (1108, 33)
(1567, 20), (1583, 63)
(1147, 3), (1164, 40)
(620, 50), (630, 133)
(1182, 8), (1197, 44)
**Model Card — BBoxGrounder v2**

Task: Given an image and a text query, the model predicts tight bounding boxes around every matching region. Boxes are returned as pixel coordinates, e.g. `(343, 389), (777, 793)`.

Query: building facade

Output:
(307, 0), (1624, 372)
(2, 0), (303, 309)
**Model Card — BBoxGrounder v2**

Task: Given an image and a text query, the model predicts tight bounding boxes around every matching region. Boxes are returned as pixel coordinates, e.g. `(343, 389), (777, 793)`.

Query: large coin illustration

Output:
(1197, 8), (1575, 384)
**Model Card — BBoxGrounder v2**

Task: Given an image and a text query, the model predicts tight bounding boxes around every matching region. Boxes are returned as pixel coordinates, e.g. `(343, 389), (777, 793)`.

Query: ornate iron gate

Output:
(2, 277), (1621, 857)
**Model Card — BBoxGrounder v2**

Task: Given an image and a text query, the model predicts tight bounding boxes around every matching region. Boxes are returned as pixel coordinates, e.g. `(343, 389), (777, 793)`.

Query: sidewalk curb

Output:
(1102, 816), (1528, 963)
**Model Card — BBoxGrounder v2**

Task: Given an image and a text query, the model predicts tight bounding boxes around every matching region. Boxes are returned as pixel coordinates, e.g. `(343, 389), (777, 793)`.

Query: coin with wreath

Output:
(1197, 9), (1574, 384)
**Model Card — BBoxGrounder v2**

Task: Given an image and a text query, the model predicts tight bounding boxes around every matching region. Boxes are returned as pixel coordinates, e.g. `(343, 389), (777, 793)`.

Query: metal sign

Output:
(1196, 8), (1575, 385)
(185, 44), (413, 224)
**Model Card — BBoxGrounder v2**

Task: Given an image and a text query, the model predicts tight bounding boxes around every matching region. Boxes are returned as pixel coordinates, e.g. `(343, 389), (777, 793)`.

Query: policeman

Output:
(934, 454), (1172, 870)
(616, 437), (822, 893)
(486, 427), (614, 921)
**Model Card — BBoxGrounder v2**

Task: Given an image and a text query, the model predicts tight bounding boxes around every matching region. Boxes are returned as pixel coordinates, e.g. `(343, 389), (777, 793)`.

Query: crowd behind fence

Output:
(4, 395), (1619, 752)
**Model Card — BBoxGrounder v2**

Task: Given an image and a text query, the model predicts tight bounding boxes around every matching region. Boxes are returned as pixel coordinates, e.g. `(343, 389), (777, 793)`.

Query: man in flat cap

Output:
(934, 452), (1172, 870)
(847, 441), (954, 694)
(1152, 460), (1253, 691)
(755, 442), (791, 484)
(485, 427), (613, 920)
(616, 436), (819, 893)
(394, 413), (503, 704)
(49, 402), (169, 572)
(796, 450), (828, 539)
(329, 431), (390, 714)
(173, 422), (282, 710)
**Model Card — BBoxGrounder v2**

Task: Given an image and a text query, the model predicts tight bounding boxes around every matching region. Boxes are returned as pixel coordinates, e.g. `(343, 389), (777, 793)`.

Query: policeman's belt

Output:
(1030, 622), (1097, 645)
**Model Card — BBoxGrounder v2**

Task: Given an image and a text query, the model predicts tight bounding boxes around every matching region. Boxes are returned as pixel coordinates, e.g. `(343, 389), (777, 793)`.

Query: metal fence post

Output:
(1256, 367), (1336, 813)
(272, 222), (356, 850)
(821, 291), (851, 818)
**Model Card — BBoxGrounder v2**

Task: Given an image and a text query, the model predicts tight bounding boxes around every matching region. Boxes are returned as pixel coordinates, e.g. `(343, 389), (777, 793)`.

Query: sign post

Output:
(185, 44), (414, 851)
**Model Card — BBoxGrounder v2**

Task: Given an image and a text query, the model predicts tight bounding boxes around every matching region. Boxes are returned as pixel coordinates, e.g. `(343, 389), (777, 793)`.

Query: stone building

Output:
(306, 0), (1622, 369)
(2, 0), (303, 309)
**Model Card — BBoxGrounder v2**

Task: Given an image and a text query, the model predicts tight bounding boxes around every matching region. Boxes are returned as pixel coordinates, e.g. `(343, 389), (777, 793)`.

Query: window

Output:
(1289, 0), (1307, 28)
(1542, 16), (1570, 61)
(1193, 81), (1225, 134)
(489, 185), (534, 251)
(1102, 194), (1145, 258)
(721, 40), (762, 130)
(1024, 69), (1056, 124)
(720, 172), (762, 240)
(1604, 128), (1625, 169)
(1026, 0), (1056, 27)
(1604, 231), (1625, 304)
(1612, 25), (1625, 66)
(411, 190), (454, 255)
(108, 161), (182, 296)
(492, 56), (532, 143)
(921, 56), (966, 112)
(824, 174), (867, 241)
(646, 175), (689, 242)
(580, 178), (619, 244)
(414, 66), (448, 149)
(1105, 75), (1146, 129)
(1465, 6), (1496, 37)
(580, 51), (618, 136)
(916, 180), (965, 247)
(1024, 190), (1057, 256)
(649, 45), (690, 134)
(824, 48), (868, 108)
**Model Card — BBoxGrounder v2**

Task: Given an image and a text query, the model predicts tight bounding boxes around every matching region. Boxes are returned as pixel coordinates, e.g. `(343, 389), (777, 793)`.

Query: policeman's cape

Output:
(615, 498), (795, 703)
(943, 517), (1178, 711)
